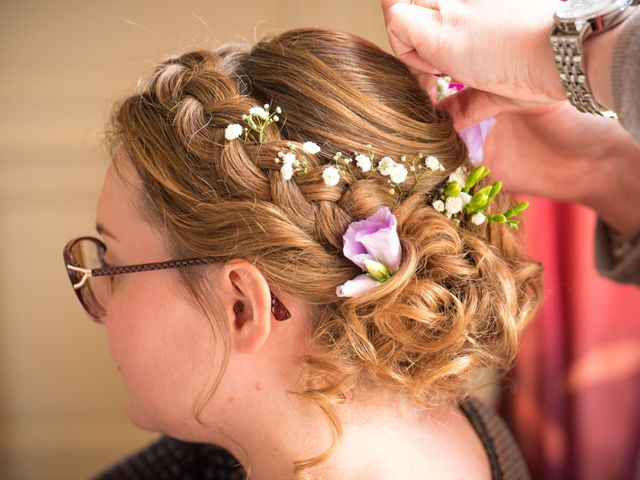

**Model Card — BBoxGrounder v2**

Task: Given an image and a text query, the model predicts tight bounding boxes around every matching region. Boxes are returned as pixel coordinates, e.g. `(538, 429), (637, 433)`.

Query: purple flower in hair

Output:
(337, 207), (402, 298)
(459, 117), (496, 165)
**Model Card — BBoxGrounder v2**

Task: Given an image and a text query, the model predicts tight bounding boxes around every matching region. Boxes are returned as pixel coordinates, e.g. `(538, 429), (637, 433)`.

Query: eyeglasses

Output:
(63, 236), (291, 322)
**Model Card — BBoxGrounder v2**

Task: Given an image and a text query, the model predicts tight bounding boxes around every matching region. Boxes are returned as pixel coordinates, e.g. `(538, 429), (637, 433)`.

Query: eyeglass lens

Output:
(65, 238), (111, 319)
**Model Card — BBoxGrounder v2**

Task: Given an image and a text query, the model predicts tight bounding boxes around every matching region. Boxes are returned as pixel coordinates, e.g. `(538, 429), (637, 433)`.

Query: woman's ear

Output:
(216, 259), (272, 353)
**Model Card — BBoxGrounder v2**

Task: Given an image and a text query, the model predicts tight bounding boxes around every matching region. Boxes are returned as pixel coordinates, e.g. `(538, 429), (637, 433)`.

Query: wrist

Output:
(582, 17), (627, 110)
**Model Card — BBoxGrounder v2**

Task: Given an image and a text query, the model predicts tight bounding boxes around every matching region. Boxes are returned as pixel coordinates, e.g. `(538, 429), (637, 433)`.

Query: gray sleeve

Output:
(611, 11), (640, 144)
(594, 220), (640, 285)
(593, 12), (640, 285)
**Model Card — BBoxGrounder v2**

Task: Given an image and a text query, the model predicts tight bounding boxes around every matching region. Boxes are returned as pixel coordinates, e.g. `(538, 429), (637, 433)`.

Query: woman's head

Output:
(101, 27), (541, 474)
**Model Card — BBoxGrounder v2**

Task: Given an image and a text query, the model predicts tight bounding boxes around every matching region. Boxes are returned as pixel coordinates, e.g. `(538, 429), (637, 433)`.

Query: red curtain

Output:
(503, 198), (640, 480)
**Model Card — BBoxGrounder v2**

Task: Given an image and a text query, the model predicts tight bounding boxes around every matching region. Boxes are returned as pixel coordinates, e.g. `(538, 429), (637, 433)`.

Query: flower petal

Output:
(343, 207), (396, 269)
(355, 207), (402, 272)
(459, 117), (496, 165)
(336, 274), (380, 297)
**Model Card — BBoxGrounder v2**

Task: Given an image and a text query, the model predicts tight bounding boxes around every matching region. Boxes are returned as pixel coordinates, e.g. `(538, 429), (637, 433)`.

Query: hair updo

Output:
(107, 28), (542, 477)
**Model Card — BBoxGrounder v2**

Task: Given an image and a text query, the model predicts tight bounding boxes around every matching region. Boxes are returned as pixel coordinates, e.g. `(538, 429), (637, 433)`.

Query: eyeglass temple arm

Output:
(66, 263), (291, 321)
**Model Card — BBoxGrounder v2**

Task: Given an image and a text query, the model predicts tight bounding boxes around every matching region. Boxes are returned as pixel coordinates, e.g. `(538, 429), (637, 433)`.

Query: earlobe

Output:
(218, 260), (273, 354)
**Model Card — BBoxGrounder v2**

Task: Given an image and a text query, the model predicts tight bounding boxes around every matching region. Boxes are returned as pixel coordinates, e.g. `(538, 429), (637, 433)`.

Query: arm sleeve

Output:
(594, 220), (640, 285)
(594, 12), (640, 285)
(611, 10), (640, 144)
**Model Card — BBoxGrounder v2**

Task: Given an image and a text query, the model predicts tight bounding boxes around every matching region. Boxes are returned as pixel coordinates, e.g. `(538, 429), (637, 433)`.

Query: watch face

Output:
(555, 0), (631, 20)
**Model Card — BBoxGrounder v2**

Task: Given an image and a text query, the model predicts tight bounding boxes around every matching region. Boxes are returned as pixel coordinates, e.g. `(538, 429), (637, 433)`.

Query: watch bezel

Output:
(554, 0), (633, 23)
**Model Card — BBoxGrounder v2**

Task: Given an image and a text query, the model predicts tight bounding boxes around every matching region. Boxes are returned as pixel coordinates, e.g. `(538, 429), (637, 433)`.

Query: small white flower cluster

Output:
(430, 164), (529, 229)
(432, 166), (486, 224)
(425, 155), (445, 172)
(225, 104), (282, 143)
(324, 148), (448, 195)
(436, 76), (461, 101)
(273, 141), (321, 181)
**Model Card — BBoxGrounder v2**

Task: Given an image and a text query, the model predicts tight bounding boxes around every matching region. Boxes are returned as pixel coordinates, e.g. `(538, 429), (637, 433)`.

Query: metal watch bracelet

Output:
(551, 32), (618, 119)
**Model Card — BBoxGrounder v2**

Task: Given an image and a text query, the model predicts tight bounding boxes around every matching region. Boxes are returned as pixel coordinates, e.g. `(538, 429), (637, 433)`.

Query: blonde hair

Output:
(107, 28), (542, 478)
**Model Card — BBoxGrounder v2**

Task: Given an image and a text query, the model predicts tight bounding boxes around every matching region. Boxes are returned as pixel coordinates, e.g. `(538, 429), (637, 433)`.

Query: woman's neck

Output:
(214, 390), (490, 480)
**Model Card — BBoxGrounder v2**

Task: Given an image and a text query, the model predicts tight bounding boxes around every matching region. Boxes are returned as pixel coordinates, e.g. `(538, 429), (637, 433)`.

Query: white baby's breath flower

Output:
(225, 124), (243, 141)
(282, 152), (298, 166)
(249, 106), (269, 119)
(322, 166), (341, 187)
(425, 155), (444, 171)
(281, 163), (294, 181)
(436, 77), (451, 91)
(471, 212), (487, 225)
(448, 166), (467, 187)
(378, 156), (396, 176)
(432, 200), (445, 212)
(355, 154), (372, 172)
(459, 192), (472, 206)
(389, 163), (408, 184)
(445, 196), (464, 215)
(302, 141), (321, 155)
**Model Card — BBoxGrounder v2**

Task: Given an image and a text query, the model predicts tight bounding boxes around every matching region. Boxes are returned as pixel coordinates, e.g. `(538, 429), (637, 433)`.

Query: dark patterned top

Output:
(94, 397), (529, 480)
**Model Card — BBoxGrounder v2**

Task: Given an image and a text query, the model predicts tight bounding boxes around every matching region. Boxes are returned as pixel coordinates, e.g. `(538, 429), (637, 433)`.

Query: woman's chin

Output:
(125, 399), (162, 433)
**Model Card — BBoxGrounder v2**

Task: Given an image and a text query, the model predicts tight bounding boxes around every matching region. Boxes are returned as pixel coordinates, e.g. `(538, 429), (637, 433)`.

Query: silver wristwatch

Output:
(551, 0), (639, 119)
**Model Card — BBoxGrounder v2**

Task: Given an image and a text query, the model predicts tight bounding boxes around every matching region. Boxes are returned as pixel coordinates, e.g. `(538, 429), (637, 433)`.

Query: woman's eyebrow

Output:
(96, 222), (118, 241)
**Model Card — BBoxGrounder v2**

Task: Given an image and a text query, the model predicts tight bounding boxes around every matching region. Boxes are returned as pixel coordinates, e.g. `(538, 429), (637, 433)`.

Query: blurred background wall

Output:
(0, 2), (389, 478)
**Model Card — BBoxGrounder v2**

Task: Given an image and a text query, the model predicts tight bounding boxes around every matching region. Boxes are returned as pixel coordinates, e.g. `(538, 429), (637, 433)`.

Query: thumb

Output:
(439, 88), (533, 130)
(385, 3), (443, 71)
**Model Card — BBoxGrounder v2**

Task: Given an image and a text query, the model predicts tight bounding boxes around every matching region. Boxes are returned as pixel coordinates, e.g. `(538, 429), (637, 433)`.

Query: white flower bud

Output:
(282, 152), (298, 166)
(281, 163), (294, 181)
(322, 166), (341, 187)
(378, 156), (396, 176)
(445, 196), (464, 215)
(302, 141), (321, 154)
(249, 106), (269, 119)
(459, 192), (472, 206)
(389, 163), (408, 184)
(432, 200), (445, 212)
(425, 155), (444, 171)
(436, 77), (450, 90)
(448, 166), (467, 186)
(471, 212), (487, 225)
(224, 123), (243, 141)
(355, 154), (372, 172)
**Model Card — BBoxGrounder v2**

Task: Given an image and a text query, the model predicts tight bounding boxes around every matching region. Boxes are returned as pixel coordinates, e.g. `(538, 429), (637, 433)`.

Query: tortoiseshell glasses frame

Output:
(63, 236), (291, 322)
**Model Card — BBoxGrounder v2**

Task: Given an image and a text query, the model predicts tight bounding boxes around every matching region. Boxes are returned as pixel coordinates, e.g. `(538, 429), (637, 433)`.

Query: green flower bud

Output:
(507, 220), (520, 229)
(505, 201), (529, 219)
(490, 214), (507, 223)
(445, 181), (462, 197)
(467, 185), (492, 212)
(488, 181), (502, 201)
(363, 258), (392, 282)
(465, 166), (490, 190)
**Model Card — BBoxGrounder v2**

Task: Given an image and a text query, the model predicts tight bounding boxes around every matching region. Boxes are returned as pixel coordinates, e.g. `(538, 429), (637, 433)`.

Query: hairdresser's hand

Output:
(482, 102), (640, 235)
(382, 0), (567, 127)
